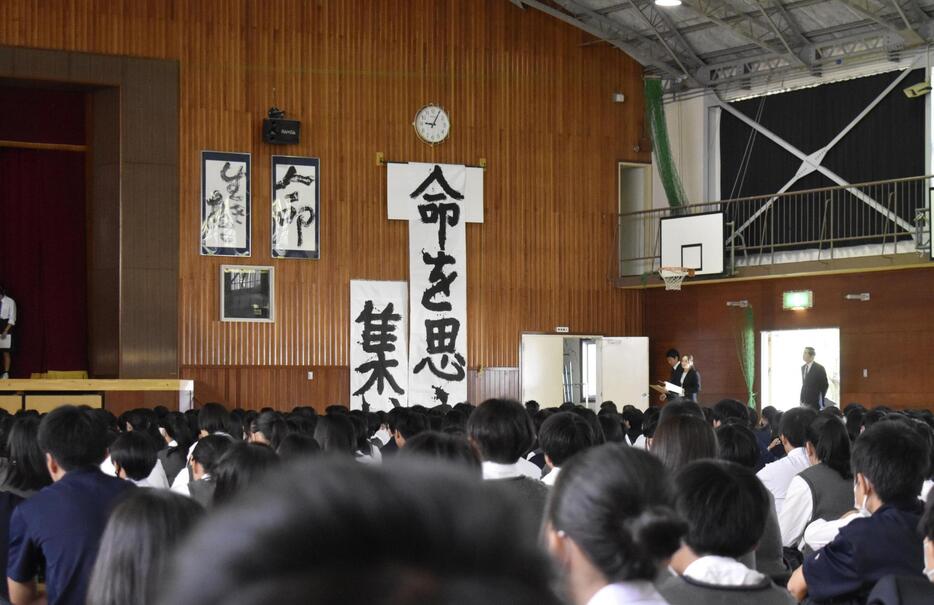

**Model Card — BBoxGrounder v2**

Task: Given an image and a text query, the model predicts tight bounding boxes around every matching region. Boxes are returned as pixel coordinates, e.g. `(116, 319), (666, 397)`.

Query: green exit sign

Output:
(783, 290), (813, 310)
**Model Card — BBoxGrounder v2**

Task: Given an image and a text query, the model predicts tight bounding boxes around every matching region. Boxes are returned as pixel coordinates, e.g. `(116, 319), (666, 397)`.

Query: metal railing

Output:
(618, 175), (932, 278)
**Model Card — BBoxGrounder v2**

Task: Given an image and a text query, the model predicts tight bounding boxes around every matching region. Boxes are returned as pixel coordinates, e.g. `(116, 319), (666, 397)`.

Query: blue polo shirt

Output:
(802, 499), (925, 603)
(7, 468), (134, 605)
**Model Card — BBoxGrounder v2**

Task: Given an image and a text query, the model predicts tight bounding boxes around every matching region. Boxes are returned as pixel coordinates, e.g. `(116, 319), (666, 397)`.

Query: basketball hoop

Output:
(658, 266), (695, 291)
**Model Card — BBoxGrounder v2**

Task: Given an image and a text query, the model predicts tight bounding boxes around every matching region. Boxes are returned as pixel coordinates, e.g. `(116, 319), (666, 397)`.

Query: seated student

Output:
(788, 423), (928, 603)
(467, 399), (547, 528)
(538, 412), (597, 486)
(186, 434), (233, 508)
(212, 442), (279, 507)
(717, 423), (787, 580)
(779, 416), (853, 550)
(864, 496), (934, 605)
(160, 457), (560, 605)
(712, 398), (750, 428)
(248, 410), (288, 450)
(757, 407), (818, 513)
(651, 414), (718, 472)
(659, 460), (794, 605)
(545, 444), (684, 605)
(397, 431), (481, 476)
(86, 490), (204, 605)
(157, 412), (194, 485)
(0, 417), (51, 602)
(7, 405), (135, 605)
(170, 403), (233, 493)
(312, 414), (356, 456)
(109, 432), (161, 488)
(391, 409), (429, 448)
(634, 407), (659, 450)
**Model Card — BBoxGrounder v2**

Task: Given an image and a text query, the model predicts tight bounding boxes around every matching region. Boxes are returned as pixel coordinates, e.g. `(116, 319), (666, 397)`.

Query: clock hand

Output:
(430, 110), (441, 127)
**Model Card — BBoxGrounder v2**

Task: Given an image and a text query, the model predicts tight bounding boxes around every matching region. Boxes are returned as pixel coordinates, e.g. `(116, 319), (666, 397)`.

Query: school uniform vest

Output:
(798, 463), (853, 523)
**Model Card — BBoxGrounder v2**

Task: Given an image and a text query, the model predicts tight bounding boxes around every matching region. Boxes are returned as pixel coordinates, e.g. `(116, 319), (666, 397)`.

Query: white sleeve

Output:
(801, 514), (857, 552)
(778, 475), (813, 548)
(7, 299), (15, 326)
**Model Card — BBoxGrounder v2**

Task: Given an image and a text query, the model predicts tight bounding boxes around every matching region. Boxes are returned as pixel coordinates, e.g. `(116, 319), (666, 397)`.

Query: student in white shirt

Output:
(0, 286), (15, 379)
(109, 432), (167, 488)
(778, 416), (853, 548)
(756, 407), (818, 512)
(539, 412), (598, 486)
(545, 444), (683, 605)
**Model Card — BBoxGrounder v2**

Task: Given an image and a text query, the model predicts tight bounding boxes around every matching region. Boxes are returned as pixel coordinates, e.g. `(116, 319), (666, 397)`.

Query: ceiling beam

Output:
(835, 0), (926, 45)
(508, 0), (688, 80)
(628, 0), (708, 68)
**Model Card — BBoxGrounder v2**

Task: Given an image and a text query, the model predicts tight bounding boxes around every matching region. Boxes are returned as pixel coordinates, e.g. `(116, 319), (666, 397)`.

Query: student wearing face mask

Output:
(787, 423), (928, 603)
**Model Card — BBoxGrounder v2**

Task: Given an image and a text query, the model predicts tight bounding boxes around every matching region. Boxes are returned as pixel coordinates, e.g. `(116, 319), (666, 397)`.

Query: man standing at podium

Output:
(659, 348), (684, 402)
(0, 285), (16, 379)
(800, 346), (828, 410)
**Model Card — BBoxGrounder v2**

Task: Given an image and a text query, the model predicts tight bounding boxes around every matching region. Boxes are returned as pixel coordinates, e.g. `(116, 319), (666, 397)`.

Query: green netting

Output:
(733, 306), (757, 409)
(644, 78), (687, 208)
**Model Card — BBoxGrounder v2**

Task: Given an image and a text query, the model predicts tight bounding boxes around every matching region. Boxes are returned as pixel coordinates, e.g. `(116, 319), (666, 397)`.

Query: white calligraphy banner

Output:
(387, 162), (484, 223)
(349, 280), (408, 412)
(403, 164), (470, 406)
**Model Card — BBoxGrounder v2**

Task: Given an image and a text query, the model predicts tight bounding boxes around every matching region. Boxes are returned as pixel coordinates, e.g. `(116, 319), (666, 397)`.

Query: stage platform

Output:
(0, 379), (194, 413)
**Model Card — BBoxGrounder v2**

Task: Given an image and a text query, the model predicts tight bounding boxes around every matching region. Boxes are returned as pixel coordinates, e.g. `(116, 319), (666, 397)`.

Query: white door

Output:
(520, 334), (566, 407)
(601, 337), (650, 410)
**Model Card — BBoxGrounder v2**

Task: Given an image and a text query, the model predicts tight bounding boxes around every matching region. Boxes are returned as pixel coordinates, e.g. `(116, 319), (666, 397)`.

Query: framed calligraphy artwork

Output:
(271, 155), (320, 259)
(201, 151), (251, 256)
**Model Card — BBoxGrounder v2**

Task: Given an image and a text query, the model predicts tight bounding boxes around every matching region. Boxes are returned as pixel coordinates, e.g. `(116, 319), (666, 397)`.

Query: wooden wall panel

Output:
(644, 267), (934, 409)
(0, 0), (646, 409)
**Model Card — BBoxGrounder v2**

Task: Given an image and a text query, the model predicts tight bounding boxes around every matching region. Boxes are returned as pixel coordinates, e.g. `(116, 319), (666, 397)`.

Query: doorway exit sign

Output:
(783, 290), (813, 310)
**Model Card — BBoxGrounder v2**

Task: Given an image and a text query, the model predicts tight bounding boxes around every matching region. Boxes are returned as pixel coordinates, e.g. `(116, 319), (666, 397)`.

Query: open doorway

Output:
(760, 328), (841, 411)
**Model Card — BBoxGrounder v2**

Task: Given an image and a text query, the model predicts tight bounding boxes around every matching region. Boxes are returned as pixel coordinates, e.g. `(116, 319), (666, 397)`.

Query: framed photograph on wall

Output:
(271, 155), (320, 259)
(220, 265), (274, 322)
(201, 150), (251, 256)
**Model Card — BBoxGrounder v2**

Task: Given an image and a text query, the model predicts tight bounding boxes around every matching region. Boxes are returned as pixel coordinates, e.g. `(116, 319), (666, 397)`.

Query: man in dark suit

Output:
(800, 347), (829, 410)
(660, 348), (683, 402)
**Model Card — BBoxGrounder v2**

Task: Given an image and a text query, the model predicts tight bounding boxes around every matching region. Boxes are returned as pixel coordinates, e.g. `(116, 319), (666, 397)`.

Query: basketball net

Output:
(658, 267), (695, 291)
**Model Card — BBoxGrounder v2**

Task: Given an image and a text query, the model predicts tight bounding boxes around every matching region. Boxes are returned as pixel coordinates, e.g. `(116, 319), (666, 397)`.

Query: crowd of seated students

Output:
(0, 398), (931, 604)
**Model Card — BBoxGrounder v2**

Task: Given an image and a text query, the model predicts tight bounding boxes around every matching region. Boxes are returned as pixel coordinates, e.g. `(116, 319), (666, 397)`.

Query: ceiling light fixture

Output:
(655, 0), (682, 6)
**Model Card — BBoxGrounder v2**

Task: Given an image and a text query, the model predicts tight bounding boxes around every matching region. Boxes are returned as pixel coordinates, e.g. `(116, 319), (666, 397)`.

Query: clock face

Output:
(413, 104), (450, 145)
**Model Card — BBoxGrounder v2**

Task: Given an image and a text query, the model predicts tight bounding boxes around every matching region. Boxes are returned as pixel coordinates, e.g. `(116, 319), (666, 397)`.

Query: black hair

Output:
(276, 433), (321, 461)
(600, 401), (618, 414)
(674, 460), (770, 558)
(37, 405), (108, 471)
(441, 409), (468, 434)
(861, 409), (886, 432)
(198, 403), (230, 435)
(570, 407), (606, 445)
(251, 411), (289, 450)
(87, 489), (204, 605)
(779, 407), (819, 448)
(642, 407), (660, 439)
(539, 412), (597, 467)
(844, 408), (865, 442)
(160, 458), (559, 605)
(598, 413), (625, 443)
(212, 442), (279, 506)
(546, 444), (685, 582)
(110, 432), (158, 481)
(348, 413), (373, 456)
(160, 412), (195, 455)
(712, 399), (748, 425)
(651, 414), (718, 471)
(665, 348), (680, 360)
(325, 404), (348, 415)
(851, 422), (927, 503)
(761, 406), (783, 439)
(524, 401), (540, 415)
(191, 434), (234, 476)
(657, 399), (705, 425)
(313, 415), (356, 455)
(466, 399), (536, 464)
(397, 431), (481, 475)
(394, 409), (429, 441)
(715, 423), (760, 470)
(4, 416), (51, 492)
(123, 408), (164, 450)
(805, 416), (852, 480)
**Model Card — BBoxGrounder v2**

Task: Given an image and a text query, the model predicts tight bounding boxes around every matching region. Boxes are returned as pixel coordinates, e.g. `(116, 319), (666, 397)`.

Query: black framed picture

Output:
(271, 155), (320, 259)
(201, 150), (251, 256)
(220, 265), (274, 322)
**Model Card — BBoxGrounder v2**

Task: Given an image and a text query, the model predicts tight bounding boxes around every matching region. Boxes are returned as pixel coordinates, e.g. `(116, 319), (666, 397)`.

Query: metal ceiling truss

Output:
(510, 0), (933, 95)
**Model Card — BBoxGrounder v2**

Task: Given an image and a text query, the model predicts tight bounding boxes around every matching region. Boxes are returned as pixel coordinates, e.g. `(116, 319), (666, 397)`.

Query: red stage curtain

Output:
(0, 148), (88, 377)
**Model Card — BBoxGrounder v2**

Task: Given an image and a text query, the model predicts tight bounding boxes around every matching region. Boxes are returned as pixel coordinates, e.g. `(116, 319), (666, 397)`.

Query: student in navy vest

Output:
(7, 406), (134, 605)
(787, 422), (927, 604)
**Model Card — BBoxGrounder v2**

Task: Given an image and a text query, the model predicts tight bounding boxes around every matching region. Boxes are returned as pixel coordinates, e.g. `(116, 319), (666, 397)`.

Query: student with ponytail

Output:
(544, 443), (685, 605)
(778, 415), (853, 549)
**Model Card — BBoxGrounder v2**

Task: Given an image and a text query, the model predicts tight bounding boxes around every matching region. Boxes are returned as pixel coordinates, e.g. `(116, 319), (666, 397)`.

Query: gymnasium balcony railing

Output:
(615, 174), (933, 285)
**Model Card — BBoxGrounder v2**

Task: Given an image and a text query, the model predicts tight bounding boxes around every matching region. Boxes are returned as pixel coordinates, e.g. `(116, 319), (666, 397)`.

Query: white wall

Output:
(650, 93), (712, 208)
